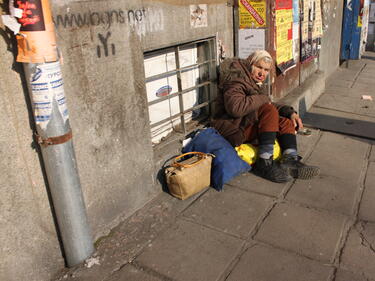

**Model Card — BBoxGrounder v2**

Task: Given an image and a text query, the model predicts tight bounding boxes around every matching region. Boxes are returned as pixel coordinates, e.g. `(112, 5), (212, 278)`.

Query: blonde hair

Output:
(247, 50), (273, 66)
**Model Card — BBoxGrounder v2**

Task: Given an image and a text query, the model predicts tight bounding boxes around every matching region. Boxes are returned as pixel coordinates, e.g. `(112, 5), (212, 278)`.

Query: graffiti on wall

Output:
(97, 32), (115, 58)
(54, 7), (164, 59)
(128, 8), (164, 37)
(54, 7), (164, 58)
(55, 9), (127, 29)
(54, 7), (164, 37)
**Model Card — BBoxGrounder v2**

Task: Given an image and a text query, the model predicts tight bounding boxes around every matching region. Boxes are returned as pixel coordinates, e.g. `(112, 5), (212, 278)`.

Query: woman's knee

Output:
(279, 117), (296, 134)
(257, 103), (279, 132)
(258, 103), (279, 120)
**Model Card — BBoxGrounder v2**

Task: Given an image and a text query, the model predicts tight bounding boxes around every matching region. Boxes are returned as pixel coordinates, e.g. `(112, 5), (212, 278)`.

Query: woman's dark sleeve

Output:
(222, 83), (271, 118)
(273, 103), (297, 119)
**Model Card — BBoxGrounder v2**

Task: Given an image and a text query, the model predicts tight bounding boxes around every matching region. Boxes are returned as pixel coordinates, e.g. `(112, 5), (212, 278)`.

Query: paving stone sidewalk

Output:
(54, 56), (375, 281)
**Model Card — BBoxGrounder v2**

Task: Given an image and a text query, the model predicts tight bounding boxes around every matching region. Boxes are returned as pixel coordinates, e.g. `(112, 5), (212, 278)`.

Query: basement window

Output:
(144, 38), (217, 148)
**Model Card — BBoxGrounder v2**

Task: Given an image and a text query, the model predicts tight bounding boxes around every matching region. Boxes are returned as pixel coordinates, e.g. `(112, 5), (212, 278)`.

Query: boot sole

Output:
(253, 170), (293, 183)
(288, 167), (320, 180)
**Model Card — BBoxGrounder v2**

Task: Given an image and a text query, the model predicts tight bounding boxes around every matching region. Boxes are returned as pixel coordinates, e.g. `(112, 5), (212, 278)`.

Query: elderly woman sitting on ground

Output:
(211, 50), (320, 183)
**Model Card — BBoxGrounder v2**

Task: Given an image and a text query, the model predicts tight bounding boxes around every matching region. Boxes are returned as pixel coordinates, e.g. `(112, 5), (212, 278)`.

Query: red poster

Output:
(14, 0), (46, 31)
(275, 0), (292, 10)
(14, 0), (58, 63)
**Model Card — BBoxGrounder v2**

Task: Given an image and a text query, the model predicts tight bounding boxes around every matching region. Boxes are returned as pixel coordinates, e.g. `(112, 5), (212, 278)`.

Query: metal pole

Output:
(233, 0), (239, 57)
(9, 0), (94, 266)
(23, 62), (94, 267)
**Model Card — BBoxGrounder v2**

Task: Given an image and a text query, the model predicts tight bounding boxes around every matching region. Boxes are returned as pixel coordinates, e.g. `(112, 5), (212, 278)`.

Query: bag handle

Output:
(172, 152), (210, 168)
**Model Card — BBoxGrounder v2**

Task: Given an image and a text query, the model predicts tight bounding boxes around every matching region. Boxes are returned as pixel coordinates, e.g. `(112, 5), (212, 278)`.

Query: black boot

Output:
(280, 155), (320, 180)
(254, 157), (293, 183)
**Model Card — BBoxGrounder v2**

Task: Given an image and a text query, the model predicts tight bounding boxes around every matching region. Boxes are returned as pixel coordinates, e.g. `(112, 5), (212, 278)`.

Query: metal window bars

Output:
(144, 37), (217, 148)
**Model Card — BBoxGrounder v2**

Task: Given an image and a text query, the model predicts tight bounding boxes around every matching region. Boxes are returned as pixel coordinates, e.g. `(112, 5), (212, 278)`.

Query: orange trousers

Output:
(243, 103), (297, 150)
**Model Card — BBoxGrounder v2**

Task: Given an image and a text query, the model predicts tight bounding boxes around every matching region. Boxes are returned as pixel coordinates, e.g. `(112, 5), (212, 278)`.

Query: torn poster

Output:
(1, 1), (23, 34)
(9, 0), (23, 18)
(190, 4), (208, 28)
(301, 0), (322, 62)
(14, 0), (58, 63)
(30, 61), (69, 130)
(1, 15), (21, 34)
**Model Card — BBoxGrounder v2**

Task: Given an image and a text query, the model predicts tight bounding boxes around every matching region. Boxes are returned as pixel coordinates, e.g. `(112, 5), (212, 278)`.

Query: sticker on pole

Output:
(14, 0), (58, 63)
(30, 61), (69, 130)
(15, 0), (46, 31)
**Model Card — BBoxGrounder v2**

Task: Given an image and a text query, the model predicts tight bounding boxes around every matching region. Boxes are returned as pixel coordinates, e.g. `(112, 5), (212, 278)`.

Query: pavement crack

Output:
(332, 219), (355, 266)
(350, 63), (367, 88)
(249, 201), (278, 239)
(330, 267), (338, 281)
(222, 242), (256, 281)
(178, 187), (211, 214)
(102, 262), (130, 281)
(356, 222), (375, 254)
(131, 261), (176, 281)
(178, 216), (245, 240)
(231, 184), (278, 199)
(351, 143), (372, 218)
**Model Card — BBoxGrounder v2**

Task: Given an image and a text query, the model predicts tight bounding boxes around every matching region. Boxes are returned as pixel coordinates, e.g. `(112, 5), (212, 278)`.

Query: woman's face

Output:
(251, 59), (271, 83)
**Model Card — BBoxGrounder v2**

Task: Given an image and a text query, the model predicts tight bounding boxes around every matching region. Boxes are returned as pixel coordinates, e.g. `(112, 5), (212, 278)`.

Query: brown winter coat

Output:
(211, 58), (295, 147)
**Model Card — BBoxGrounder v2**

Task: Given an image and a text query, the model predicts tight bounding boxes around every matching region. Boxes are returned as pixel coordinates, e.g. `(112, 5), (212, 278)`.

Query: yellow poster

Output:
(239, 0), (266, 28)
(275, 9), (293, 25)
(276, 41), (293, 64)
(275, 9), (293, 64)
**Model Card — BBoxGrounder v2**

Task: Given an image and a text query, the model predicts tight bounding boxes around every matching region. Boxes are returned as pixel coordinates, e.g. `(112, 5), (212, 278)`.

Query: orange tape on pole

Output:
(14, 0), (58, 63)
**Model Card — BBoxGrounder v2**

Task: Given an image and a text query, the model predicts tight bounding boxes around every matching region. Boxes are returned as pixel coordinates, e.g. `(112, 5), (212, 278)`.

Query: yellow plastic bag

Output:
(235, 140), (281, 165)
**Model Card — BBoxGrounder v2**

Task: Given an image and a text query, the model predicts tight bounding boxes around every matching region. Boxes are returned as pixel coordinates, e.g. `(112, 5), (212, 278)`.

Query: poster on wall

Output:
(239, 0), (266, 28)
(293, 0), (299, 23)
(275, 0), (295, 72)
(292, 0), (300, 61)
(190, 4), (208, 28)
(360, 0), (370, 55)
(238, 28), (265, 58)
(312, 0), (323, 39)
(292, 22), (299, 61)
(300, 0), (322, 63)
(300, 0), (310, 61)
(358, 0), (365, 27)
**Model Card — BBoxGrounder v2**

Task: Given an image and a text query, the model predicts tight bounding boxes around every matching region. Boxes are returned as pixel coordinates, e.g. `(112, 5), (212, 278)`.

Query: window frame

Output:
(144, 37), (218, 149)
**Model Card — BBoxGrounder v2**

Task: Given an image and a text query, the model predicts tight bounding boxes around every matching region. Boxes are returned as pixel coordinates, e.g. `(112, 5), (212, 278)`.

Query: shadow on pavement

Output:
(303, 112), (375, 140)
(361, 55), (375, 61)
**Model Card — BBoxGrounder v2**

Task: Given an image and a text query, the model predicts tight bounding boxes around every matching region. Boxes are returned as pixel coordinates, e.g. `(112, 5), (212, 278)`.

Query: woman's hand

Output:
(291, 112), (303, 131)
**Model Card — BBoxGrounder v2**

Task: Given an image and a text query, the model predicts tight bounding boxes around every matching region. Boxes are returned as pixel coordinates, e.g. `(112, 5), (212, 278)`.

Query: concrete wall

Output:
(0, 0), (233, 280)
(319, 0), (344, 78)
